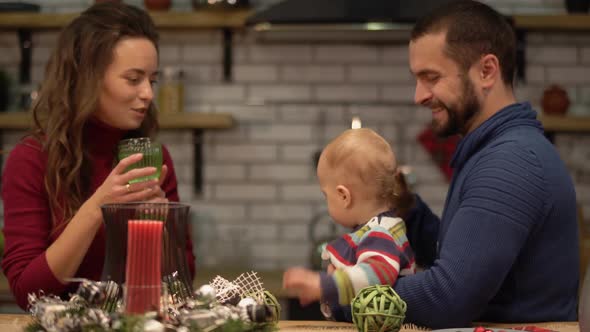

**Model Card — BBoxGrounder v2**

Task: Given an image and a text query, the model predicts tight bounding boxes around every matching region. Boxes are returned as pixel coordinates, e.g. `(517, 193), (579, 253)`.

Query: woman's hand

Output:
(142, 164), (169, 203)
(47, 153), (165, 281)
(88, 153), (161, 209)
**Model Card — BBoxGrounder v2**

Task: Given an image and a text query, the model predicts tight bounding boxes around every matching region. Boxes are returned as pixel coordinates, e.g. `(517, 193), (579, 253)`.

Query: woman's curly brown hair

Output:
(30, 2), (160, 232)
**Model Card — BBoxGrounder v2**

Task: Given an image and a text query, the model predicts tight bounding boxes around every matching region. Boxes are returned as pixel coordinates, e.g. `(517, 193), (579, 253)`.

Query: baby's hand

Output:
(283, 267), (321, 306)
(327, 264), (336, 275)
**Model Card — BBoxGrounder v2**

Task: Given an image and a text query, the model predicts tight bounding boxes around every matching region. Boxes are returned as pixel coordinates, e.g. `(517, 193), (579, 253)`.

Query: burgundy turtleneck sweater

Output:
(1, 119), (196, 310)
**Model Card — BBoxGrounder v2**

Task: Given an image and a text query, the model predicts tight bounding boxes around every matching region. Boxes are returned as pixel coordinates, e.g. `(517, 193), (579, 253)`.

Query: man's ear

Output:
(336, 185), (352, 208)
(477, 53), (500, 90)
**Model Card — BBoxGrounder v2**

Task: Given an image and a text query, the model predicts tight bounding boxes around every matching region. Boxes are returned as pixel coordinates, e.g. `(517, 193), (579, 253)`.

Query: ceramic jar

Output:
(144, 0), (172, 11)
(541, 85), (570, 116)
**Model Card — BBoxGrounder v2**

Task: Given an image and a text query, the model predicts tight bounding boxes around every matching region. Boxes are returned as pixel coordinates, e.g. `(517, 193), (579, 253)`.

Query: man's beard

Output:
(431, 76), (480, 137)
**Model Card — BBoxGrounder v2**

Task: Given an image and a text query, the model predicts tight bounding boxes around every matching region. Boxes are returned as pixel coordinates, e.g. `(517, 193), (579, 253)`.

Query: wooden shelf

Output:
(540, 114), (590, 132)
(0, 12), (589, 32)
(158, 112), (234, 129)
(513, 14), (590, 31)
(0, 9), (252, 30)
(0, 112), (234, 130)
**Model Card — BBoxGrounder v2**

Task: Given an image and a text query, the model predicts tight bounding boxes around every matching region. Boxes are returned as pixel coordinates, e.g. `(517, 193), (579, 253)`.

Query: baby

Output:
(283, 128), (415, 322)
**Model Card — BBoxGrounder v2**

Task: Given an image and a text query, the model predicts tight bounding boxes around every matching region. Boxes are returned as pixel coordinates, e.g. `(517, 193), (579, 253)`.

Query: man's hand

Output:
(283, 267), (321, 306)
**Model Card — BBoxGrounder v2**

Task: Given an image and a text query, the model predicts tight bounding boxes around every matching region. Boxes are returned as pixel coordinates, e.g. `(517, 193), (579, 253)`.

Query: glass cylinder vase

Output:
(101, 202), (193, 314)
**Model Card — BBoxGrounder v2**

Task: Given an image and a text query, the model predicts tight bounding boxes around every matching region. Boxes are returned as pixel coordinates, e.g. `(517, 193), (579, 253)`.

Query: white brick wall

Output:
(547, 67), (590, 84)
(250, 164), (312, 182)
(281, 184), (323, 202)
(2, 0), (590, 271)
(248, 85), (311, 102)
(0, 47), (19, 66)
(281, 65), (345, 83)
(315, 46), (379, 63)
(525, 65), (546, 84)
(234, 65), (278, 82)
(185, 84), (246, 103)
(205, 164), (247, 181)
(215, 184), (277, 201)
(349, 65), (414, 83)
(381, 85), (416, 102)
(249, 124), (313, 142)
(314, 85), (379, 102)
(279, 144), (321, 162)
(279, 104), (347, 123)
(182, 44), (223, 63)
(213, 104), (276, 122)
(381, 46), (409, 64)
(280, 224), (310, 241)
(527, 46), (578, 64)
(248, 45), (313, 63)
(211, 144), (277, 162)
(250, 203), (315, 223)
(193, 203), (247, 220)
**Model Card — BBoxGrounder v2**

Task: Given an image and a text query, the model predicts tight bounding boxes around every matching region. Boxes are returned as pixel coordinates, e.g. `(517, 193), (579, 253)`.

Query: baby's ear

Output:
(336, 184), (352, 207)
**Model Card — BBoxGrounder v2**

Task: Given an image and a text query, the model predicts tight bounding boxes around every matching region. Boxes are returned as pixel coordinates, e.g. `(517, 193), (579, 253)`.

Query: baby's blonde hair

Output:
(322, 128), (398, 208)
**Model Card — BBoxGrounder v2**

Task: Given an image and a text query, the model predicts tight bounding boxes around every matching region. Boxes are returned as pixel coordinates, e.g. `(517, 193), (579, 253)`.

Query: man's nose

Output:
(414, 80), (432, 106)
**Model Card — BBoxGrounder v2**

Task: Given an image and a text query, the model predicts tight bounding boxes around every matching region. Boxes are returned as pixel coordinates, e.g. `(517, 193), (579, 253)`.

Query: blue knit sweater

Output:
(393, 102), (579, 328)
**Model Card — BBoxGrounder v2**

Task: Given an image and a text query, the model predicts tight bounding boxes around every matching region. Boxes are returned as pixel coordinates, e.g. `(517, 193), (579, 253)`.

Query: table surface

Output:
(0, 315), (580, 332)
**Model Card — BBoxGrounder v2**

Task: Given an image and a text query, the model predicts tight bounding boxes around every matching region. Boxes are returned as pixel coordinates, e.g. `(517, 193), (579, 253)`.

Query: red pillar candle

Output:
(125, 220), (164, 314)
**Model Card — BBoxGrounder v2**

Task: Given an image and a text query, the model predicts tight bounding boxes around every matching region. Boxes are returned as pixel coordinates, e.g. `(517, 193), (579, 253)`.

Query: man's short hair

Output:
(411, 0), (516, 87)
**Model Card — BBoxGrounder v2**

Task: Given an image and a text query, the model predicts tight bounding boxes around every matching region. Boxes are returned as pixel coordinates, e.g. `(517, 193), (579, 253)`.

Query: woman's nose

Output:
(139, 80), (154, 101)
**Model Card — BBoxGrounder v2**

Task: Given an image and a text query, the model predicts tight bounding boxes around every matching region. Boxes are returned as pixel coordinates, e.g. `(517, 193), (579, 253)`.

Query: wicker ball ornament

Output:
(262, 290), (281, 323)
(351, 285), (407, 332)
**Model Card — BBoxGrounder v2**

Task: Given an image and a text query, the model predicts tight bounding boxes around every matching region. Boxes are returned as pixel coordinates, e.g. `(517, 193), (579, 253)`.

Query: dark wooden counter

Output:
(0, 315), (580, 332)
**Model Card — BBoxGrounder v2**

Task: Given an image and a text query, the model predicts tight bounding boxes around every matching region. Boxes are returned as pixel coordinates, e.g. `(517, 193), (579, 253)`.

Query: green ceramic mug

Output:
(117, 137), (162, 184)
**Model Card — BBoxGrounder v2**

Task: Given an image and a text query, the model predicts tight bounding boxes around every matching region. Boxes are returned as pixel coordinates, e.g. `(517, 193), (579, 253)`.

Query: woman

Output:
(1, 2), (195, 310)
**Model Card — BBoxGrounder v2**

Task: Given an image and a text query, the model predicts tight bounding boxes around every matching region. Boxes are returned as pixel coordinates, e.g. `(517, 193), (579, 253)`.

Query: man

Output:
(393, 0), (579, 328)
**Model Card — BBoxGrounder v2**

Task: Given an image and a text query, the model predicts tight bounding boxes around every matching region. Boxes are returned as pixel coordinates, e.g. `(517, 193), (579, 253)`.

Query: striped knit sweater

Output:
(393, 102), (579, 328)
(319, 211), (415, 321)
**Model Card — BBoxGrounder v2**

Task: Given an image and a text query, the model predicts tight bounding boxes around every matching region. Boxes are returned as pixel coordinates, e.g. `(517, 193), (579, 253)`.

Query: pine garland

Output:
(25, 274), (279, 332)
